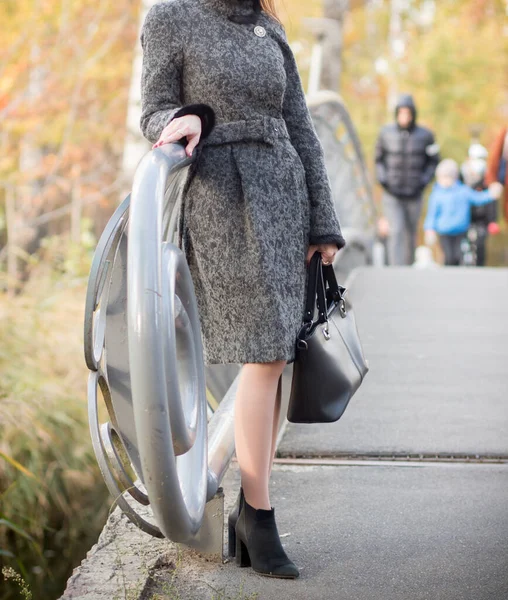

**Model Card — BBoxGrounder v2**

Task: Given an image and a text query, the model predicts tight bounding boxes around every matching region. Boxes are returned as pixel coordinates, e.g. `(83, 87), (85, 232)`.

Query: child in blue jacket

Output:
(424, 159), (502, 265)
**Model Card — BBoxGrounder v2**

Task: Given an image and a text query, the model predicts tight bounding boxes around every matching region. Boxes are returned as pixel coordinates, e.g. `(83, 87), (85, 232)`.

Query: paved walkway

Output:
(280, 267), (508, 457)
(64, 267), (508, 600)
(165, 267), (508, 600)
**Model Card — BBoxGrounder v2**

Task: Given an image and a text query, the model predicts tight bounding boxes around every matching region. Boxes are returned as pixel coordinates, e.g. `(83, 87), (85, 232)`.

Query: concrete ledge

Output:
(61, 506), (176, 600)
(61, 474), (241, 600)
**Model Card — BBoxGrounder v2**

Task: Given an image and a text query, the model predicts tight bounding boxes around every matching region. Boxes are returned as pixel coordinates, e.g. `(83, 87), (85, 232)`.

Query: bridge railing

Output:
(309, 91), (381, 274)
(84, 143), (236, 546)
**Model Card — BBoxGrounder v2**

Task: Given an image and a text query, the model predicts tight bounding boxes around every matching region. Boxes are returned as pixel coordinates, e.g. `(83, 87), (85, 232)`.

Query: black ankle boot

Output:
(227, 487), (244, 558)
(234, 499), (299, 579)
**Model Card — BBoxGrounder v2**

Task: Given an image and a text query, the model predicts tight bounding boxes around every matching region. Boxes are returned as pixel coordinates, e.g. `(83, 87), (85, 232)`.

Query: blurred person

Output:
(485, 127), (508, 222)
(375, 94), (439, 265)
(460, 144), (499, 266)
(461, 143), (488, 188)
(139, 0), (345, 579)
(423, 159), (502, 266)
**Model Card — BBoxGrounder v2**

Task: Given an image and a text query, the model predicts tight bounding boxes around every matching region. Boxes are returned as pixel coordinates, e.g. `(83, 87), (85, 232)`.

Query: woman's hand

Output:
(306, 243), (338, 266)
(153, 114), (202, 157)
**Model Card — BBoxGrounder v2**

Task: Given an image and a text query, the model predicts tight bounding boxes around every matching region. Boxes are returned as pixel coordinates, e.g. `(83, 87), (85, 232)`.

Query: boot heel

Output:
(228, 521), (236, 558)
(227, 488), (244, 558)
(235, 537), (251, 568)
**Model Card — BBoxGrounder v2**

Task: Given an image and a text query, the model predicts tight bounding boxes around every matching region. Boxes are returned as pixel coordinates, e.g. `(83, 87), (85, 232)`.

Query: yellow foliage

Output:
(341, 0), (508, 167)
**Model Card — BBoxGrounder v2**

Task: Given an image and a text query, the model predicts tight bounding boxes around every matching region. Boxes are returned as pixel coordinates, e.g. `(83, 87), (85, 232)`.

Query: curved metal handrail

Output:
(84, 142), (237, 545)
(127, 146), (207, 540)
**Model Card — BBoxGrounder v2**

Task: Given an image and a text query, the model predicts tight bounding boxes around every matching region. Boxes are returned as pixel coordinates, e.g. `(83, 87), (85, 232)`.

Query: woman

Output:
(140, 0), (345, 579)
(485, 127), (508, 223)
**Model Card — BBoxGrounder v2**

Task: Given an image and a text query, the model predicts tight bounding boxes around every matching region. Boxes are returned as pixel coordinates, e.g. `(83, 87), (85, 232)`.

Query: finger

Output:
(154, 131), (187, 148)
(306, 246), (317, 264)
(185, 133), (201, 157)
(321, 252), (336, 265)
(153, 125), (190, 148)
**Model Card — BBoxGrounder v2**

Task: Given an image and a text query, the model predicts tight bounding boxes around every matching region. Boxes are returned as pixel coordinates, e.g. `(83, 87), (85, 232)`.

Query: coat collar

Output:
(202, 0), (262, 24)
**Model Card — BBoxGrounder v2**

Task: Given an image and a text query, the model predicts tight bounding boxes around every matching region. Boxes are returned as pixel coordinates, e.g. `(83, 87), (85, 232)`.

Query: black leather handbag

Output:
(287, 253), (369, 423)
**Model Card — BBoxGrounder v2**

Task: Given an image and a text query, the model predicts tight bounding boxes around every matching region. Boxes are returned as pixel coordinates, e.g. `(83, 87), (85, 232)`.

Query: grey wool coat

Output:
(140, 0), (345, 365)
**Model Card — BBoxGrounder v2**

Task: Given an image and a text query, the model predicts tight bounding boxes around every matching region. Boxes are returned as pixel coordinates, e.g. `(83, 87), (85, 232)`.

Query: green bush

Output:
(0, 236), (109, 600)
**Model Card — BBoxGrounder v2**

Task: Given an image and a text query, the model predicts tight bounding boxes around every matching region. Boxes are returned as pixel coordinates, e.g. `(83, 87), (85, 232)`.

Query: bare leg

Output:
(269, 376), (282, 478)
(235, 361), (286, 510)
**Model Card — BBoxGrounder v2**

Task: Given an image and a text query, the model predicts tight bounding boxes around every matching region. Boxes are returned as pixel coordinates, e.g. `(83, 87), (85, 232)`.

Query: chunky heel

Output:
(228, 520), (236, 559)
(227, 488), (244, 558)
(235, 537), (251, 568)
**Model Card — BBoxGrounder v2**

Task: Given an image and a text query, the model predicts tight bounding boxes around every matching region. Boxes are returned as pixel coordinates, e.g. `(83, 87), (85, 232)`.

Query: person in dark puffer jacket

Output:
(375, 94), (439, 265)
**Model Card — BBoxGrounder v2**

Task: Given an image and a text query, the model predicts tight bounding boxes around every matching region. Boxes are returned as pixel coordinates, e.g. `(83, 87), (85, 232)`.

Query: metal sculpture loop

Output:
(88, 369), (163, 538)
(84, 143), (236, 545)
(127, 148), (208, 538)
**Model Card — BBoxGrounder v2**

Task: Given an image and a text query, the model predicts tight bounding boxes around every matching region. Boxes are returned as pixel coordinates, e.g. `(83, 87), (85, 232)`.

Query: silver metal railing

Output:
(308, 91), (382, 273)
(84, 143), (237, 545)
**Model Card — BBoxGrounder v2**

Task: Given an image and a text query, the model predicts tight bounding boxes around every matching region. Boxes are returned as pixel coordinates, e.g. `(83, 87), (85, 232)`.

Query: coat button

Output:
(254, 26), (266, 37)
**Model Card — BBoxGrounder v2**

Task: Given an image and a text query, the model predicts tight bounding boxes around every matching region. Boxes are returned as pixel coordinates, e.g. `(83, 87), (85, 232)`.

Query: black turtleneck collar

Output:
(202, 0), (262, 24)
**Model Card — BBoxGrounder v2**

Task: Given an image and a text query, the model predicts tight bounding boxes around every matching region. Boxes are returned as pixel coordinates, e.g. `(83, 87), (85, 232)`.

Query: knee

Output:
(244, 360), (287, 379)
(269, 360), (287, 377)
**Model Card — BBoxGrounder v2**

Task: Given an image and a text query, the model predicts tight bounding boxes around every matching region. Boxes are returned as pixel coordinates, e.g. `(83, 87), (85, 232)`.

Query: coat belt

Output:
(203, 117), (290, 147)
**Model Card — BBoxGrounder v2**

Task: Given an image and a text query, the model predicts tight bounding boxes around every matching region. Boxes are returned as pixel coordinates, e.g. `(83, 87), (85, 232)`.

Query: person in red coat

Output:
(485, 127), (508, 222)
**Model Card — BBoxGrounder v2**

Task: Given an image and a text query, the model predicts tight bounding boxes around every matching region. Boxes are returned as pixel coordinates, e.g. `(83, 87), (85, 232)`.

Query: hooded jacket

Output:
(375, 94), (439, 200)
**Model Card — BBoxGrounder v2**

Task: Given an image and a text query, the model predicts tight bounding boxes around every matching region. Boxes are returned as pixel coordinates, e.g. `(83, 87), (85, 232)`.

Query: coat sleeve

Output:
(139, 4), (215, 144)
(374, 131), (388, 186)
(274, 25), (345, 249)
(420, 132), (440, 188)
(467, 188), (494, 206)
(485, 127), (506, 186)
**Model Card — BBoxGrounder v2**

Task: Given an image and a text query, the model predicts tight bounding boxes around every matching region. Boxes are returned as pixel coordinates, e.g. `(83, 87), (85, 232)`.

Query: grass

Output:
(0, 235), (110, 600)
(0, 232), (260, 600)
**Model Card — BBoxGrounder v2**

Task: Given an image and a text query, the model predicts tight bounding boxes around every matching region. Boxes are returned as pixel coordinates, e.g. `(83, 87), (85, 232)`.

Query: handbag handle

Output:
(304, 253), (331, 326)
(323, 263), (346, 305)
(303, 253), (347, 328)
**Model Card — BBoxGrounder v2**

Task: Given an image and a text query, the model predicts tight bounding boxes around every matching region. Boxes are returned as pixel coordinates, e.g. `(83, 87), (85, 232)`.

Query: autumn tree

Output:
(0, 0), (140, 289)
(341, 0), (508, 164)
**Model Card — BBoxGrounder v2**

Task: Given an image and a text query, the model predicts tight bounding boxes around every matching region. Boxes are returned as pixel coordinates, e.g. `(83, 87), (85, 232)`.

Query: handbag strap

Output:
(303, 252), (319, 323)
(322, 264), (346, 303)
(304, 253), (327, 325)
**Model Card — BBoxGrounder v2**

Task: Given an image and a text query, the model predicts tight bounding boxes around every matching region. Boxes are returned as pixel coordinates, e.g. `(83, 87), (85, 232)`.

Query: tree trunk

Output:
(321, 0), (350, 92)
(121, 0), (156, 191)
(16, 41), (46, 277)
